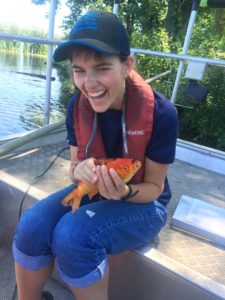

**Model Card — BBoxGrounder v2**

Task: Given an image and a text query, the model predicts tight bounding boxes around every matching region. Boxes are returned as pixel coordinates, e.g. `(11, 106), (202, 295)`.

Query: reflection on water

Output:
(0, 51), (66, 138)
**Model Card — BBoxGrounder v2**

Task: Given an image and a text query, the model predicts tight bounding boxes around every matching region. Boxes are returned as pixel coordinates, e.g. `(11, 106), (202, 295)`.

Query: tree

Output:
(31, 0), (60, 13)
(61, 0), (168, 37)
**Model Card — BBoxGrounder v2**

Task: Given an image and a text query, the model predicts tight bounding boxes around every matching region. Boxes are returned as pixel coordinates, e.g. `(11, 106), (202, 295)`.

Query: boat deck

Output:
(0, 134), (225, 299)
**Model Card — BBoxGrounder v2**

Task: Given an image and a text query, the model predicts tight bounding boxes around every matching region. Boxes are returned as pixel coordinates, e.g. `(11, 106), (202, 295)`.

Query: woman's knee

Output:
(14, 205), (55, 256)
(14, 185), (74, 255)
(52, 210), (104, 278)
(52, 200), (112, 257)
(52, 210), (92, 255)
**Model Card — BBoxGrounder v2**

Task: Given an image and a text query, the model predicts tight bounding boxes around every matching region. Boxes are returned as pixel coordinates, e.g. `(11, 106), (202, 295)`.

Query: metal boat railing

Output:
(0, 118), (65, 157)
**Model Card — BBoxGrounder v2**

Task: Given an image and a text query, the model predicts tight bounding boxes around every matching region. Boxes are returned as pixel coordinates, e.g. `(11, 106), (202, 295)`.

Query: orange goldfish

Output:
(62, 158), (141, 212)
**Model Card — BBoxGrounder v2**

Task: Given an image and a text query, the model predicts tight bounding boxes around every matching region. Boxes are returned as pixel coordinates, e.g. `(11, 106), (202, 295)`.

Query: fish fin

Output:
(61, 190), (75, 206)
(88, 187), (98, 199)
(71, 197), (82, 212)
(61, 189), (82, 211)
(94, 158), (113, 166)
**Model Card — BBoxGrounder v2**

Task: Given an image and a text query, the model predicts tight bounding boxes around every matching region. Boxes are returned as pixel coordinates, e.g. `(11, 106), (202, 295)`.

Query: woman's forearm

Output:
(124, 182), (164, 203)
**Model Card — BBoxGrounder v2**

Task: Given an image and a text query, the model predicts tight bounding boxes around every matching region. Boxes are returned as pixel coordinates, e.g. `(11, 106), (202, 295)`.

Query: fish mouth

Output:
(123, 160), (142, 183)
(132, 159), (142, 170)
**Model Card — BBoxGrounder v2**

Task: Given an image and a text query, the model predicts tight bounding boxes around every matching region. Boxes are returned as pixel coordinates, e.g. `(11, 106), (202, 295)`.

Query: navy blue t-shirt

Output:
(66, 90), (178, 205)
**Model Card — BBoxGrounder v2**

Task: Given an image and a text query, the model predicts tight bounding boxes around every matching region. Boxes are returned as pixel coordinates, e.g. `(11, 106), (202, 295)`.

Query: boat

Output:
(0, 0), (225, 299)
(1, 127), (225, 300)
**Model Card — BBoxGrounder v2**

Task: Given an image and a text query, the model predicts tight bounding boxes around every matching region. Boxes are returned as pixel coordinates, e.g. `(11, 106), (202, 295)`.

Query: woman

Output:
(13, 11), (178, 300)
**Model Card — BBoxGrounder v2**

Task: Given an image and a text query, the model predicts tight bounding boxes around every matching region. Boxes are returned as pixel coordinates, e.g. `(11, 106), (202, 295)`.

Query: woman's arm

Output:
(69, 146), (97, 184)
(70, 145), (78, 162)
(69, 146), (79, 183)
(124, 157), (169, 203)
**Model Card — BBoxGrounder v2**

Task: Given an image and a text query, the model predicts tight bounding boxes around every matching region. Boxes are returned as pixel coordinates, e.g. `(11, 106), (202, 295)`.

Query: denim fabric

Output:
(13, 184), (167, 288)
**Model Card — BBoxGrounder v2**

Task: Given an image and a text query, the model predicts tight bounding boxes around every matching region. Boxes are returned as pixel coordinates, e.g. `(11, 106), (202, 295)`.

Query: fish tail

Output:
(61, 189), (82, 212)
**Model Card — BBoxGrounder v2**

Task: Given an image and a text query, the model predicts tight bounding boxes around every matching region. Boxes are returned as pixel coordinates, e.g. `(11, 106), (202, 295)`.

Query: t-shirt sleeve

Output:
(146, 91), (178, 164)
(66, 94), (78, 146)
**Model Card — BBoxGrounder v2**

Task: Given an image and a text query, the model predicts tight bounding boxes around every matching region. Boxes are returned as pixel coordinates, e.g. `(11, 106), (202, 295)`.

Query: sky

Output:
(0, 0), (70, 35)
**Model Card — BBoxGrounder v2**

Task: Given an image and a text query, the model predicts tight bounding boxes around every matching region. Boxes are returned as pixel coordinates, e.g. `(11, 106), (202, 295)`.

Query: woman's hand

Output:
(72, 158), (98, 184)
(96, 165), (129, 200)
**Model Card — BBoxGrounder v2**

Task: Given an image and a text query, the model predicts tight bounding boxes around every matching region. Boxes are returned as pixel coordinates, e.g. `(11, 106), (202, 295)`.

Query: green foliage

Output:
(175, 8), (225, 151)
(0, 24), (48, 55)
(132, 28), (171, 75)
(61, 0), (167, 37)
(131, 28), (178, 98)
(55, 1), (225, 151)
(53, 60), (75, 108)
(189, 12), (219, 58)
(177, 65), (225, 151)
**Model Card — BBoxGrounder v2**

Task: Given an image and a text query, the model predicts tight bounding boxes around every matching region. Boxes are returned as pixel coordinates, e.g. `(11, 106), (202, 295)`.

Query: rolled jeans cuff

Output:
(12, 241), (54, 271)
(58, 258), (108, 288)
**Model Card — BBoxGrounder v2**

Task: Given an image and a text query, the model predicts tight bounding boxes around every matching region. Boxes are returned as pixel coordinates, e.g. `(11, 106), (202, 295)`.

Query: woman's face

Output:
(71, 51), (134, 112)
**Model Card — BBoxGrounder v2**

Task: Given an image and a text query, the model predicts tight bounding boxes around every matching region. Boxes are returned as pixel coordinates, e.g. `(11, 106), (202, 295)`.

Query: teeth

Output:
(89, 90), (105, 97)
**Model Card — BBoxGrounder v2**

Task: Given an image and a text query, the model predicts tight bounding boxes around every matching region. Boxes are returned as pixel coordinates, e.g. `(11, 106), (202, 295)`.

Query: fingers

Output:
(72, 159), (128, 200)
(96, 165), (109, 197)
(74, 158), (97, 184)
(97, 165), (127, 200)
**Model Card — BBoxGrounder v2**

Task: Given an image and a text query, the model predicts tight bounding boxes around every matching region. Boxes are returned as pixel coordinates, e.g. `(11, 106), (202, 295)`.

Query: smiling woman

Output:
(12, 10), (178, 300)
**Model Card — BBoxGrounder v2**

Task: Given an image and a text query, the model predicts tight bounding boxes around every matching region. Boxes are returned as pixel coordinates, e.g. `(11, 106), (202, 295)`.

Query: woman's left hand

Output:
(96, 165), (128, 200)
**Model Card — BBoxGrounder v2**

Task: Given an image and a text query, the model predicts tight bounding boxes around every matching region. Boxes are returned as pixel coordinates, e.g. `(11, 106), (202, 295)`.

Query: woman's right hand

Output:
(72, 158), (98, 184)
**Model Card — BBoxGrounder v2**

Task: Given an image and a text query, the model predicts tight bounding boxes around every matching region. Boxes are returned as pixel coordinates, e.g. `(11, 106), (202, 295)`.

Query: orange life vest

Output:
(73, 70), (155, 183)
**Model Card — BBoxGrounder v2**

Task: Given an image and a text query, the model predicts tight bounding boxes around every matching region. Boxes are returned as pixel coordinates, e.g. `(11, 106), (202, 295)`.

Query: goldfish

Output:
(62, 158), (141, 212)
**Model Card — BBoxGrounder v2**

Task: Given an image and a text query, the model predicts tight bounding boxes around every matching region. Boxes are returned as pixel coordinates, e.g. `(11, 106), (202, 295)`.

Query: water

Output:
(0, 51), (66, 138)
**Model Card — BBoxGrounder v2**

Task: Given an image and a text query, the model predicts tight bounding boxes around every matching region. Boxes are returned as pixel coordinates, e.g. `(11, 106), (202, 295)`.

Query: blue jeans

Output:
(13, 184), (167, 288)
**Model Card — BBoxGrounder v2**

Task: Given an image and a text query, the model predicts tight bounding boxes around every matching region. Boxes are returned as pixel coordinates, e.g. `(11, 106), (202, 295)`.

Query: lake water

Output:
(0, 51), (66, 138)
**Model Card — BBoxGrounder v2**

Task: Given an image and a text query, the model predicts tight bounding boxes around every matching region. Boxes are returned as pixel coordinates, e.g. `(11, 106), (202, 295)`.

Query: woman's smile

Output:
(87, 89), (107, 104)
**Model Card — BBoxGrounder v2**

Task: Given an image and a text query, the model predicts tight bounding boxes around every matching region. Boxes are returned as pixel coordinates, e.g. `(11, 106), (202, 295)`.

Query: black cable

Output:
(11, 145), (69, 300)
(11, 284), (17, 300)
(17, 145), (69, 220)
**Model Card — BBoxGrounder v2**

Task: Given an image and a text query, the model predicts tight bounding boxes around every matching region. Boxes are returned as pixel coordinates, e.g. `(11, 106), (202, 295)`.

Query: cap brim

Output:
(53, 39), (120, 62)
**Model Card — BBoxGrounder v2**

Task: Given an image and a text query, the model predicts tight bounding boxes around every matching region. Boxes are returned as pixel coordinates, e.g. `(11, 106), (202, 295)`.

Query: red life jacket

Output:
(73, 70), (155, 183)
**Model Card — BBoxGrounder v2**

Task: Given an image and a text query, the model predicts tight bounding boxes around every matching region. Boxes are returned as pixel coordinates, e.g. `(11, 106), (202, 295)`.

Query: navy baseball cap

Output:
(53, 11), (130, 62)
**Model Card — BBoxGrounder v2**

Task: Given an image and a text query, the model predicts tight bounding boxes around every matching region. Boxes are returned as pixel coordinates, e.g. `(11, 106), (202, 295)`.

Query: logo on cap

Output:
(72, 12), (100, 33)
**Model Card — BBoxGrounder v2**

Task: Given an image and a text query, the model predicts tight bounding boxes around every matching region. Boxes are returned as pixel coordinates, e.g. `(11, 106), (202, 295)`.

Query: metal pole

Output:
(170, 0), (200, 104)
(0, 33), (59, 45)
(113, 0), (119, 15)
(131, 48), (225, 67)
(1, 33), (224, 67)
(145, 70), (171, 84)
(0, 118), (65, 157)
(44, 0), (56, 125)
